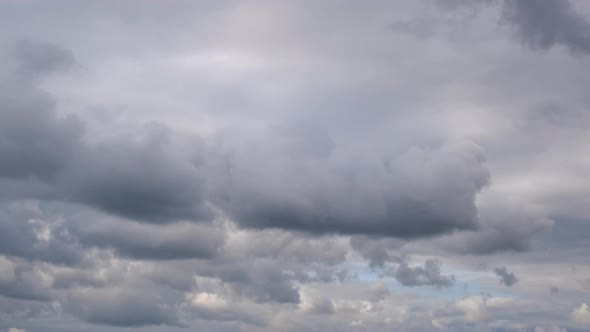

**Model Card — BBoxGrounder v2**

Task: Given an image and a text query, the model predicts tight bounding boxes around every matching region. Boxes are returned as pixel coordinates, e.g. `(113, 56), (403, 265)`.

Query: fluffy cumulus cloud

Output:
(0, 0), (589, 331)
(572, 303), (590, 326)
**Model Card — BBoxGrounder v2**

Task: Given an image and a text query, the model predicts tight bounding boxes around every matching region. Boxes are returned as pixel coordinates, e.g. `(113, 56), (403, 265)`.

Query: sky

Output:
(0, 0), (590, 331)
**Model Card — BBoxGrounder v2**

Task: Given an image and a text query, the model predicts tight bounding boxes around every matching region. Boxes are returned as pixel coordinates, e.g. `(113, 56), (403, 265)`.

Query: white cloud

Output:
(456, 295), (490, 322)
(533, 327), (567, 332)
(572, 303), (590, 326)
(189, 292), (228, 309)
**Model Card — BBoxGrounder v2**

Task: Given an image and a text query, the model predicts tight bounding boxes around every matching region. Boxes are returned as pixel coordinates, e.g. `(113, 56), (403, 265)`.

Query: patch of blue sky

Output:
(348, 261), (516, 301)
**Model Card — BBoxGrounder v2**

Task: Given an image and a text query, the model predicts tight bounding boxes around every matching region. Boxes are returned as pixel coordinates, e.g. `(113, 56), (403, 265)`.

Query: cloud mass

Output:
(0, 1), (589, 331)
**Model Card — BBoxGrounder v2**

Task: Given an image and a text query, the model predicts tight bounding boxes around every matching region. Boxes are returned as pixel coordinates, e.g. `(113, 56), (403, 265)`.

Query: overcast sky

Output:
(1, 1), (590, 331)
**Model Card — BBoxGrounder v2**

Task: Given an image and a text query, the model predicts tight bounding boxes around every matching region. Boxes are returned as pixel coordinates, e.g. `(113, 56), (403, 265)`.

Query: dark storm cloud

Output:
(65, 129), (213, 223)
(1, 40), (492, 241)
(0, 41), (212, 225)
(215, 140), (489, 238)
(494, 266), (519, 287)
(502, 0), (590, 53)
(0, 42), (83, 182)
(393, 259), (455, 288)
(0, 104), (82, 182)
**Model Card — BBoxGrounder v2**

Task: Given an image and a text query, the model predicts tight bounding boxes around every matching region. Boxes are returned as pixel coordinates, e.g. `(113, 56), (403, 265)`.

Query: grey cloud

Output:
(73, 217), (226, 260)
(1, 40), (492, 241)
(305, 266), (353, 283)
(0, 262), (52, 301)
(225, 261), (301, 304)
(365, 282), (391, 303)
(40, 259), (199, 327)
(63, 284), (183, 327)
(436, 194), (553, 255)
(12, 39), (75, 75)
(174, 258), (302, 305)
(227, 229), (348, 266)
(533, 327), (568, 332)
(502, 0), (590, 53)
(0, 52), (82, 183)
(0, 105), (81, 182)
(300, 297), (335, 315)
(217, 141), (489, 238)
(4, 209), (211, 277)
(0, 41), (212, 225)
(350, 235), (404, 268)
(65, 129), (213, 223)
(1, 2), (590, 331)
(186, 276), (272, 326)
(142, 263), (201, 292)
(393, 259), (455, 288)
(0, 199), (226, 263)
(388, 0), (493, 41)
(189, 304), (268, 327)
(0, 202), (84, 265)
(494, 266), (519, 287)
(436, 0), (590, 55)
(278, 122), (336, 160)
(434, 0), (495, 11)
(0, 296), (48, 322)
(50, 268), (107, 290)
(0, 214), (305, 327)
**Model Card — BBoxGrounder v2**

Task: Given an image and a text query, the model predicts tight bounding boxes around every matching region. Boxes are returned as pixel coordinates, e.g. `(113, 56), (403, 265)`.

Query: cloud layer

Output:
(0, 1), (589, 331)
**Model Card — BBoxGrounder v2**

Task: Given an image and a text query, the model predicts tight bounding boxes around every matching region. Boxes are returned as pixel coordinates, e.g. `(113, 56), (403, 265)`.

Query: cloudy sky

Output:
(1, 0), (590, 331)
